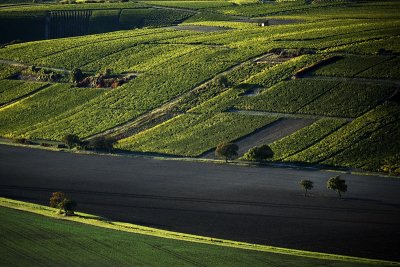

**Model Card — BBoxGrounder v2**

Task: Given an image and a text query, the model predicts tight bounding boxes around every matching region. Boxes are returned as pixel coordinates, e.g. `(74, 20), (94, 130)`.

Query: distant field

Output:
(0, 198), (396, 267)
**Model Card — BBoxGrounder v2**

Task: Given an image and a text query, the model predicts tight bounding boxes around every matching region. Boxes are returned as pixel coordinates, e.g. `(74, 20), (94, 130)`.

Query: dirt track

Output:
(0, 144), (399, 261)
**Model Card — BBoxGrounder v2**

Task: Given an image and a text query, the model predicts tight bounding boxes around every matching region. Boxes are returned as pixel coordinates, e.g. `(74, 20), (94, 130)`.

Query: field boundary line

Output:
(0, 197), (398, 266)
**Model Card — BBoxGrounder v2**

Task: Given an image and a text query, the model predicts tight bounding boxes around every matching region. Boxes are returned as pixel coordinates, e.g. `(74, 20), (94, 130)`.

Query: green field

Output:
(0, 0), (399, 173)
(0, 198), (396, 267)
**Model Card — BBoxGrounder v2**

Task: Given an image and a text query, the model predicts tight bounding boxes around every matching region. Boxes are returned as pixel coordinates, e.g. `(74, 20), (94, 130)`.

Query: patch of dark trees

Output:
(9, 66), (135, 89)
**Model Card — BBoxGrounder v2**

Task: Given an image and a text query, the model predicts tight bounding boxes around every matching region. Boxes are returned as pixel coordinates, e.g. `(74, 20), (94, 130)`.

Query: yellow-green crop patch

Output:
(0, 80), (47, 106)
(0, 84), (105, 138)
(286, 103), (400, 171)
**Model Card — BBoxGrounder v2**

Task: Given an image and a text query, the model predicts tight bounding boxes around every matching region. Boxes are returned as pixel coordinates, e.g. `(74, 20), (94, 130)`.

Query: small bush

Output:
(40, 143), (52, 147)
(89, 136), (117, 152)
(242, 145), (274, 162)
(62, 134), (81, 148)
(14, 138), (27, 144)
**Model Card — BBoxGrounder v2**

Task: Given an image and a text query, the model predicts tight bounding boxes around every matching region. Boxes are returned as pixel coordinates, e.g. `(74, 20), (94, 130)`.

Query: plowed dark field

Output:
(1, 145), (399, 261)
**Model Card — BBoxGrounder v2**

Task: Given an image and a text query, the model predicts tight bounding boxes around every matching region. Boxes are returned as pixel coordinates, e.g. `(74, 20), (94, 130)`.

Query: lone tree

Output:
(50, 191), (66, 209)
(242, 145), (274, 162)
(89, 136), (117, 152)
(299, 179), (313, 197)
(327, 175), (347, 199)
(215, 142), (239, 163)
(62, 134), (81, 149)
(49, 191), (77, 215)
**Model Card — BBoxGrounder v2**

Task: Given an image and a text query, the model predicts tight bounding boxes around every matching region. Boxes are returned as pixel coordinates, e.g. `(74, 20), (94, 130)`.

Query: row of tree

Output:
(299, 175), (348, 198)
(216, 143), (348, 198)
(63, 134), (116, 152)
(215, 142), (273, 163)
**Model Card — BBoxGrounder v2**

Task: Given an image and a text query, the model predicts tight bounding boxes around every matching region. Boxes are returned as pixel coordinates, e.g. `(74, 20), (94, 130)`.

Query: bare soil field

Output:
(0, 144), (399, 261)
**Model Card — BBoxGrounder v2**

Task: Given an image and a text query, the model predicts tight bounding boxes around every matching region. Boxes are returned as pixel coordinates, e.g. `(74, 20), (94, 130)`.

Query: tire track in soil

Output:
(2, 184), (399, 216)
(145, 243), (205, 267)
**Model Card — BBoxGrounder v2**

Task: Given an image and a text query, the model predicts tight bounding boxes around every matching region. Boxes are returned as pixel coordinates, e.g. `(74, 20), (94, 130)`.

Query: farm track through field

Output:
(308, 76), (400, 86)
(0, 59), (71, 73)
(226, 108), (355, 121)
(86, 52), (275, 141)
(0, 84), (51, 110)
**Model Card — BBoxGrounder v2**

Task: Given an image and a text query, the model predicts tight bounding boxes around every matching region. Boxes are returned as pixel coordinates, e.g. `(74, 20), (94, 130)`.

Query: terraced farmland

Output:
(0, 0), (399, 174)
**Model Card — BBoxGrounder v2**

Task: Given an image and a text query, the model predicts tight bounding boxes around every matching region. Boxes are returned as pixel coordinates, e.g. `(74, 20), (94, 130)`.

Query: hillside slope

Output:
(0, 0), (399, 173)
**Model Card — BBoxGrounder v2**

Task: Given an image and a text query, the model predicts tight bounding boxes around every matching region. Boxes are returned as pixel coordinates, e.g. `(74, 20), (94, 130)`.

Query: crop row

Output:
(274, 25), (400, 52)
(120, 8), (193, 28)
(298, 80), (396, 118)
(193, 56), (325, 114)
(0, 27), (172, 63)
(270, 118), (348, 160)
(82, 43), (200, 73)
(356, 57), (400, 80)
(327, 36), (400, 55)
(237, 77), (396, 118)
(277, 1), (400, 20)
(117, 112), (277, 156)
(0, 2), (143, 12)
(285, 102), (400, 164)
(23, 44), (259, 140)
(236, 78), (336, 113)
(0, 84), (104, 138)
(0, 64), (18, 80)
(323, 116), (400, 172)
(215, 1), (343, 17)
(311, 55), (391, 77)
(0, 80), (47, 106)
(172, 62), (268, 114)
(31, 30), (196, 70)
